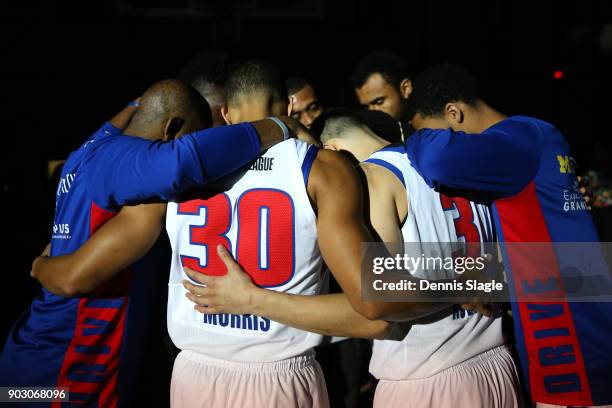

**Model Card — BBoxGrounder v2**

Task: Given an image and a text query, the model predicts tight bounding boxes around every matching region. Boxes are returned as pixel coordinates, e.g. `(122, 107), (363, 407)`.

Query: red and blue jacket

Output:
(406, 115), (612, 406)
(0, 121), (263, 407)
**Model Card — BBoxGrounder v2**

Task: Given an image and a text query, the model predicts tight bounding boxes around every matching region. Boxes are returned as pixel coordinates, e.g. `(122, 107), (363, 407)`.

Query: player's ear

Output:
(323, 139), (340, 151)
(221, 105), (233, 125)
(163, 117), (185, 141)
(399, 78), (413, 99)
(445, 102), (463, 124)
(323, 144), (338, 151)
(287, 96), (294, 116)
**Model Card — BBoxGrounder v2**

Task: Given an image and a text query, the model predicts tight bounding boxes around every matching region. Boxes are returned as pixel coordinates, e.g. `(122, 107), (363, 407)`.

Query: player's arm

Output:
(31, 203), (166, 296)
(182, 246), (391, 339)
(358, 163), (452, 320)
(86, 117), (316, 209)
(311, 150), (452, 320)
(109, 98), (140, 129)
(359, 163), (404, 244)
(248, 292), (392, 339)
(406, 124), (542, 199)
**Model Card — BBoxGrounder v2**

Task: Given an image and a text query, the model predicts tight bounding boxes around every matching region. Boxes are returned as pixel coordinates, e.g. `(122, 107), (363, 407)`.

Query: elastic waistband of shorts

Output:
(178, 349), (316, 373)
(380, 345), (512, 383)
(444, 345), (511, 373)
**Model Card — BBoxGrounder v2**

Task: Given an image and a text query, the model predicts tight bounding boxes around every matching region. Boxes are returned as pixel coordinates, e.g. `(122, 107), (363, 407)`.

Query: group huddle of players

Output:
(1, 50), (611, 408)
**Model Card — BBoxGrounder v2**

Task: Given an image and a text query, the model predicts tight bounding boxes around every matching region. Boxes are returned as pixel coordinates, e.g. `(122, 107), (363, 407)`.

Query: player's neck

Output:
(474, 101), (507, 132)
(352, 132), (389, 162)
(123, 123), (163, 141)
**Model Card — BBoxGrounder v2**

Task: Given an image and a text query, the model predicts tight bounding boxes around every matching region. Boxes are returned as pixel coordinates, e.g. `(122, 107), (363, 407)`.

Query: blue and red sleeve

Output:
(84, 122), (262, 209)
(405, 118), (544, 199)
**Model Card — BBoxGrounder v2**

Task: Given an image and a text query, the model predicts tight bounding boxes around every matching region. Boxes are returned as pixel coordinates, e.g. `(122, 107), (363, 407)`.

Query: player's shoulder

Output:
(505, 115), (552, 127)
(63, 129), (116, 174)
(363, 143), (408, 181)
(510, 115), (567, 142)
(360, 160), (405, 203)
(364, 143), (409, 167)
(490, 115), (564, 152)
(308, 149), (360, 192)
(493, 115), (557, 137)
(81, 122), (122, 149)
(312, 149), (355, 174)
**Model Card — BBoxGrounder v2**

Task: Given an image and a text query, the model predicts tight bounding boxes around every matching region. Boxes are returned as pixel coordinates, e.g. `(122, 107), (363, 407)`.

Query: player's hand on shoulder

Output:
(183, 245), (262, 315)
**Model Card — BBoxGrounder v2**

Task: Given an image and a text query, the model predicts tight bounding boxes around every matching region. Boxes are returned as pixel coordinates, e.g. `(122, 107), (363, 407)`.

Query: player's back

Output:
(364, 145), (504, 380)
(0, 122), (165, 407)
(166, 139), (324, 363)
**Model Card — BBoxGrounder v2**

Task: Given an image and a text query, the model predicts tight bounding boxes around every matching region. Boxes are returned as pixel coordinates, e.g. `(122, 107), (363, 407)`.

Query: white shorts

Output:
(170, 349), (329, 408)
(374, 345), (523, 408)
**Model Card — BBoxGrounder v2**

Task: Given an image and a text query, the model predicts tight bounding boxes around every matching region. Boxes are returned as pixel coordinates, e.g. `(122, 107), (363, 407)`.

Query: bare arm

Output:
(249, 291), (391, 339)
(32, 203), (166, 296)
(359, 163), (404, 244)
(358, 163), (451, 320)
(182, 245), (390, 339)
(310, 150), (450, 320)
(109, 98), (140, 129)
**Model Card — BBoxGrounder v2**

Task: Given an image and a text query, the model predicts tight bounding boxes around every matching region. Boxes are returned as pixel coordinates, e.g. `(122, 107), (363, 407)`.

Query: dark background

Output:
(1, 0), (611, 366)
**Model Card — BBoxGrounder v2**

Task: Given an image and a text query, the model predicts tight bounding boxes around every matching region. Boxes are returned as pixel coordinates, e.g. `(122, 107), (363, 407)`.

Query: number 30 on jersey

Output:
(177, 189), (295, 288)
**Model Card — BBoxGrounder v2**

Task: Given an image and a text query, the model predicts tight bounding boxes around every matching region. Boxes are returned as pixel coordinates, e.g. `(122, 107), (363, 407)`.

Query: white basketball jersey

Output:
(364, 145), (504, 380)
(166, 139), (325, 363)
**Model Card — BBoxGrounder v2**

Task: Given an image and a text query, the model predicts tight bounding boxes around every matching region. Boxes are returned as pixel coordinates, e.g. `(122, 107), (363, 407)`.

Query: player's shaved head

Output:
(222, 61), (288, 124)
(313, 108), (396, 162)
(319, 115), (368, 144)
(125, 79), (212, 141)
(314, 109), (401, 144)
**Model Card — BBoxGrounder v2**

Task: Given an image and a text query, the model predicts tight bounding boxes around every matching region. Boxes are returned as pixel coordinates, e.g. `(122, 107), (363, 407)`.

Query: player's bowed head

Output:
(123, 78), (213, 142)
(406, 64), (505, 135)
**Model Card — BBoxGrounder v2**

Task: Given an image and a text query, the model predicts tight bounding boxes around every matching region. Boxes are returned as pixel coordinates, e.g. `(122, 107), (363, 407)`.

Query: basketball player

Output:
(404, 64), (612, 408)
(352, 50), (414, 140)
(169, 59), (333, 407)
(286, 77), (323, 128)
(184, 109), (522, 407)
(1, 79), (311, 407)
